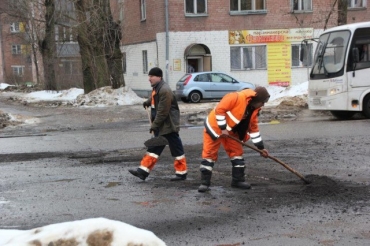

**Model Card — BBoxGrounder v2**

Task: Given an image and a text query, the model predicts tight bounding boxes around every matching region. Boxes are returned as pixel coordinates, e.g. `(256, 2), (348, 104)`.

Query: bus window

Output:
(359, 44), (370, 62)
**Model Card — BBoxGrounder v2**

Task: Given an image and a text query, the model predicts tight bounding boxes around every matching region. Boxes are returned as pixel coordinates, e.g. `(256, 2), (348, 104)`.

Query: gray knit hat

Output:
(148, 67), (163, 77)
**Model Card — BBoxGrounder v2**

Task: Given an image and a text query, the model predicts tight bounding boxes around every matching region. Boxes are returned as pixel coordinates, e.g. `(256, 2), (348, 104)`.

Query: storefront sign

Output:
(173, 59), (181, 71)
(267, 43), (291, 86)
(229, 28), (314, 44)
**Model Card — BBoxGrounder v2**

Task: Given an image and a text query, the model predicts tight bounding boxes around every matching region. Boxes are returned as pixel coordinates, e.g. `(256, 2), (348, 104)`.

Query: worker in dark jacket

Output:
(198, 87), (270, 192)
(129, 67), (188, 181)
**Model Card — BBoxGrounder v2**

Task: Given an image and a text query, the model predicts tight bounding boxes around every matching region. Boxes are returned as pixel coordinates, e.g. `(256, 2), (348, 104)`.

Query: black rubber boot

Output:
(231, 166), (251, 189)
(170, 174), (187, 181)
(129, 168), (149, 181)
(198, 169), (212, 192)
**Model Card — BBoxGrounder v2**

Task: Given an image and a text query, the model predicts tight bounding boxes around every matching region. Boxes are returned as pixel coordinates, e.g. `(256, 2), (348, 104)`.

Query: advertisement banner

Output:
(229, 28), (313, 44)
(267, 43), (291, 86)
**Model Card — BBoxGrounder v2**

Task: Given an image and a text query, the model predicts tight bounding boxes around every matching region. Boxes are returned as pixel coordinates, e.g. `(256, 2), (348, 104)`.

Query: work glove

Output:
(149, 128), (157, 134)
(143, 101), (150, 109)
(260, 149), (269, 158)
(219, 129), (229, 138)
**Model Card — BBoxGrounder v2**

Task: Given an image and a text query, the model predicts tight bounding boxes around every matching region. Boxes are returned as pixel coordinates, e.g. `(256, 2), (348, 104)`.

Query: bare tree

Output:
(2, 0), (125, 93)
(105, 6), (125, 89)
(40, 0), (57, 90)
(74, 0), (124, 93)
(337, 0), (348, 26)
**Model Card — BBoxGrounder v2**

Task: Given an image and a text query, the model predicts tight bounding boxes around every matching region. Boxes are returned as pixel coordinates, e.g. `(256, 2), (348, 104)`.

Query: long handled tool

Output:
(226, 135), (311, 184)
(143, 107), (168, 147)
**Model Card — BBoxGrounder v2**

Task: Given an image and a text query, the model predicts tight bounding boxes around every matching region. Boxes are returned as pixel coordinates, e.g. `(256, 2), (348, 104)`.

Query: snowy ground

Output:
(0, 218), (166, 246)
(0, 82), (308, 108)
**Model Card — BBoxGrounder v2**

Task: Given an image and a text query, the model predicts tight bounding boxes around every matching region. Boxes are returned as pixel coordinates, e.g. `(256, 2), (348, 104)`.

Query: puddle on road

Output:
(133, 199), (173, 208)
(53, 179), (75, 182)
(107, 198), (119, 201)
(104, 182), (121, 188)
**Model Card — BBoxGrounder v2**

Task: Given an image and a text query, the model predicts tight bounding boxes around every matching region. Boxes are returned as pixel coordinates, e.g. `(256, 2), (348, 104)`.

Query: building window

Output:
(62, 60), (80, 75)
(12, 45), (22, 54)
(142, 50), (148, 73)
(185, 0), (207, 14)
(230, 46), (266, 70)
(140, 0), (146, 21)
(292, 0), (312, 11)
(10, 22), (20, 33)
(56, 0), (76, 24)
(292, 44), (313, 67)
(12, 66), (24, 76)
(230, 0), (266, 11)
(122, 52), (127, 74)
(348, 0), (366, 8)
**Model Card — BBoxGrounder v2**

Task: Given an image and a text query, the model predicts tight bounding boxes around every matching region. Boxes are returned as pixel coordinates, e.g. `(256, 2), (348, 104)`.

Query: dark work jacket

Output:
(144, 80), (180, 135)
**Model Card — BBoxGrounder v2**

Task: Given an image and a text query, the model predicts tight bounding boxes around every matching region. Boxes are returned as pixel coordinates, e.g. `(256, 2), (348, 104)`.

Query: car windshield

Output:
(311, 30), (350, 76)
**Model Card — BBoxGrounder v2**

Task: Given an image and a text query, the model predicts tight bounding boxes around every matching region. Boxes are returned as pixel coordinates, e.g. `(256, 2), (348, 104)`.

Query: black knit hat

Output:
(148, 67), (163, 77)
(254, 86), (270, 103)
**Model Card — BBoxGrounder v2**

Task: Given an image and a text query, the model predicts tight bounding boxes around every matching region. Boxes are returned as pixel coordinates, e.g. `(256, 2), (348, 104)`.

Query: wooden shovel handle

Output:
(226, 135), (311, 184)
(145, 107), (155, 137)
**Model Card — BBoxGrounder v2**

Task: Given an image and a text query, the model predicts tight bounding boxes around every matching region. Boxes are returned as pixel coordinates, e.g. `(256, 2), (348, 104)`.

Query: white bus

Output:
(305, 22), (370, 119)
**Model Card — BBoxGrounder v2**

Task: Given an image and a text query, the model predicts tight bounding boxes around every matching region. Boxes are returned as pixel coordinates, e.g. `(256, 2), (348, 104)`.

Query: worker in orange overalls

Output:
(198, 87), (270, 192)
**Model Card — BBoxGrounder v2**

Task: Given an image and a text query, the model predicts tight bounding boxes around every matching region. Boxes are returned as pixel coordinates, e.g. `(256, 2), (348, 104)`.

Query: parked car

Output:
(175, 72), (255, 103)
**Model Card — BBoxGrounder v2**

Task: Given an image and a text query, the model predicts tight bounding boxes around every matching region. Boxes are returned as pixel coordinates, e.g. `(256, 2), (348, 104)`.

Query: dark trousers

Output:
(148, 132), (185, 157)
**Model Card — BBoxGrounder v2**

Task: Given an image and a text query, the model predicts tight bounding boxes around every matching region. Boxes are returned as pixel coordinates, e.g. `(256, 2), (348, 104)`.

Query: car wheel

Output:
(363, 94), (370, 119)
(330, 110), (356, 120)
(189, 91), (202, 103)
(181, 97), (189, 103)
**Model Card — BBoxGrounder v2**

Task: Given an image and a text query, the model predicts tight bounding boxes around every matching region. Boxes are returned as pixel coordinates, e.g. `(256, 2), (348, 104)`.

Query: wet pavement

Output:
(1, 95), (370, 245)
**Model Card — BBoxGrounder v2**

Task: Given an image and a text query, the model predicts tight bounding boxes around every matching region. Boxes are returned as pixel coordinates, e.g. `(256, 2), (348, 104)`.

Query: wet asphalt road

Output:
(1, 98), (370, 246)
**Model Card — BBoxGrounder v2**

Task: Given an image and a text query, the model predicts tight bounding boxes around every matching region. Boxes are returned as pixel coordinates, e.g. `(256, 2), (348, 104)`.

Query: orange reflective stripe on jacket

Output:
(151, 89), (156, 108)
(205, 89), (260, 140)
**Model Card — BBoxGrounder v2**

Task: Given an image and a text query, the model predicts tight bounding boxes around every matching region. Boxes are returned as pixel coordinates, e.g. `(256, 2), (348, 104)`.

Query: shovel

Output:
(226, 135), (311, 184)
(143, 107), (168, 147)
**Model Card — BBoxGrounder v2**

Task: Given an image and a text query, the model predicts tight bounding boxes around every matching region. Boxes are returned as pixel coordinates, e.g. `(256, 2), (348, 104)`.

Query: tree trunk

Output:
(75, 0), (110, 94)
(337, 0), (347, 26)
(40, 0), (57, 90)
(104, 4), (125, 89)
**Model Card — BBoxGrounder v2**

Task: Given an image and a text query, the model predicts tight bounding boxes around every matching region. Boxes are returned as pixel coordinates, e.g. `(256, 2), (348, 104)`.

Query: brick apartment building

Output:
(118, 0), (370, 97)
(0, 0), (81, 89)
(0, 0), (34, 86)
(1, 0), (369, 94)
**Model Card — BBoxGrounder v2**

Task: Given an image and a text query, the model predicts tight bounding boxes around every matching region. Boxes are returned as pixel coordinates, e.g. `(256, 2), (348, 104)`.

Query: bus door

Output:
(349, 37), (370, 88)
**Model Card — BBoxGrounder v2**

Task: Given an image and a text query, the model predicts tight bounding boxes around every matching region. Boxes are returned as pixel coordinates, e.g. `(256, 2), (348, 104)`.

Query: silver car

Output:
(175, 72), (255, 103)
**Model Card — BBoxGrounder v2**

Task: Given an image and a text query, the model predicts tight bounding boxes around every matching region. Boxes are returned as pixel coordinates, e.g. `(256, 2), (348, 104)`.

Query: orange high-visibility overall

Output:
(201, 89), (263, 170)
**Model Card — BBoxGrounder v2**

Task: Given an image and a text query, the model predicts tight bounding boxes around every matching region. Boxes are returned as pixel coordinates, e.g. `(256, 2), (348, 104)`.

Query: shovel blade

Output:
(144, 136), (168, 147)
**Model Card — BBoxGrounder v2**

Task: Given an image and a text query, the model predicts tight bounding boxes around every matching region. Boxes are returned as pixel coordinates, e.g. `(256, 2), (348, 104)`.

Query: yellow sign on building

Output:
(229, 28), (314, 44)
(267, 43), (291, 86)
(229, 28), (313, 86)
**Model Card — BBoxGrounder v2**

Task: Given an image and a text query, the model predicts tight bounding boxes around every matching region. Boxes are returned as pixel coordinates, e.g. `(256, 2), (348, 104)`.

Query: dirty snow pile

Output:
(74, 86), (144, 107)
(0, 84), (145, 106)
(0, 217), (166, 246)
(0, 82), (308, 107)
(265, 81), (308, 107)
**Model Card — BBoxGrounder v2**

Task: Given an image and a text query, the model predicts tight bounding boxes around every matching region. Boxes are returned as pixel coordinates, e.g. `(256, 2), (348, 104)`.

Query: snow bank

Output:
(0, 217), (166, 246)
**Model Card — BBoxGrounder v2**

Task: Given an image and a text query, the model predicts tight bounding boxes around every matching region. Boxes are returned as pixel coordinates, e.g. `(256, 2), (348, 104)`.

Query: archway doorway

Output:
(184, 43), (212, 73)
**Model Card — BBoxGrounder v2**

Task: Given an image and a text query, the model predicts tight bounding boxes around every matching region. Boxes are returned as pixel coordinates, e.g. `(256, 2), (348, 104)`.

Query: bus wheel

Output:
(363, 95), (370, 119)
(330, 111), (356, 120)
